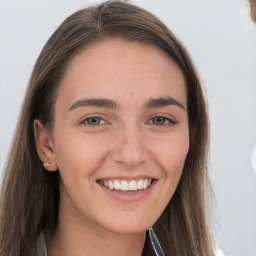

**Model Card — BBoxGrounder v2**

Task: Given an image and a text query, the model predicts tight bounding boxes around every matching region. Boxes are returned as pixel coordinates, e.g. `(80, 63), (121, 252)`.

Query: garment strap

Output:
(149, 227), (165, 256)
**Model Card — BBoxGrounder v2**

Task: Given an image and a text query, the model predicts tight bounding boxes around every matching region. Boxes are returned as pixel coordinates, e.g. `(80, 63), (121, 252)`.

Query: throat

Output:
(44, 224), (146, 256)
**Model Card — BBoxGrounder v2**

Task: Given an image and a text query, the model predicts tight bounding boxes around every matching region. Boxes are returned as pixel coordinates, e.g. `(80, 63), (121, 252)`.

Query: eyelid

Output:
(146, 114), (177, 125)
(79, 114), (109, 126)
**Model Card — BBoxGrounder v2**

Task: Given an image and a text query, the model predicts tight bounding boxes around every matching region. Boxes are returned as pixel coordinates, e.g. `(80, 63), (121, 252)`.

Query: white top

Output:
(37, 233), (47, 256)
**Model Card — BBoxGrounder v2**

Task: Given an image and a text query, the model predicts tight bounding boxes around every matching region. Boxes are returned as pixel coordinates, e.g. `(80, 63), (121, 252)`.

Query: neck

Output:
(46, 204), (146, 256)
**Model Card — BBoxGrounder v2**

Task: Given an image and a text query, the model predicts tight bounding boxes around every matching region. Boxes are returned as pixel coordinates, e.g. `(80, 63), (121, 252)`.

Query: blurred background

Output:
(0, 0), (255, 255)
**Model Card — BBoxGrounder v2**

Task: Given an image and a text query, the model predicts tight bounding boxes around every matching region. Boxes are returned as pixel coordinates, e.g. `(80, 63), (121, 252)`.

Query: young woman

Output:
(0, 1), (214, 255)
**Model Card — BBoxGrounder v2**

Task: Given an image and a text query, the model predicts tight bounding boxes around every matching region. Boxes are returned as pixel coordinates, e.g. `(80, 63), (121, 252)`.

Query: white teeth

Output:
(109, 180), (114, 189)
(120, 180), (129, 191)
(114, 180), (120, 190)
(100, 178), (153, 192)
(143, 179), (148, 189)
(128, 180), (137, 190)
(103, 180), (109, 187)
(137, 179), (144, 190)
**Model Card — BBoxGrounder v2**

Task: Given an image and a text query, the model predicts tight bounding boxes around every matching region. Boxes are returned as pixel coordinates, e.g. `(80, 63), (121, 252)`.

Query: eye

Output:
(149, 116), (176, 126)
(82, 116), (107, 126)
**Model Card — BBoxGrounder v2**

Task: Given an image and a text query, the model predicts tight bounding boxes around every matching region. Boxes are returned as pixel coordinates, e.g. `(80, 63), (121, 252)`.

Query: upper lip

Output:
(97, 177), (156, 191)
(96, 175), (157, 181)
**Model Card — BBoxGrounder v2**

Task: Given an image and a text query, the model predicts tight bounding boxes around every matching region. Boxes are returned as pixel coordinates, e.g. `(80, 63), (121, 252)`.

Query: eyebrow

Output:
(144, 97), (186, 110)
(69, 98), (118, 111)
(68, 96), (186, 112)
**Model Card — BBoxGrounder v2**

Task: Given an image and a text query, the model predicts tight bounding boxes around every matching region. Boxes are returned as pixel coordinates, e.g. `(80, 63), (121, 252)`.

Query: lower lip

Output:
(98, 180), (156, 202)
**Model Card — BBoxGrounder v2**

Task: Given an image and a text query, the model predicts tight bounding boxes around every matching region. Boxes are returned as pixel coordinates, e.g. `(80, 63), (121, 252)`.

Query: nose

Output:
(111, 129), (149, 167)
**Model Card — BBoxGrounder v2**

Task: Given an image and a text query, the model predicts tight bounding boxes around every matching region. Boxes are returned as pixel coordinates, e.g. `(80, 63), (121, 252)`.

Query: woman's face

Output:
(50, 39), (189, 234)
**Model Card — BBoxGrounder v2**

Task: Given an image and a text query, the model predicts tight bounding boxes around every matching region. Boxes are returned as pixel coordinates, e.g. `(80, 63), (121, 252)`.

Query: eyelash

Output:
(80, 115), (176, 127)
(80, 116), (108, 126)
(147, 116), (177, 126)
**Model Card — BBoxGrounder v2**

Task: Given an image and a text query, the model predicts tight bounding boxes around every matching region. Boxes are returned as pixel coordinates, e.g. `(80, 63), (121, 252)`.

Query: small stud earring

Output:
(43, 162), (51, 168)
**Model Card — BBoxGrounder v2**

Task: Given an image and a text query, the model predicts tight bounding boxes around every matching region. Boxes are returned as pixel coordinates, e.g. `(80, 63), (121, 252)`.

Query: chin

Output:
(96, 213), (157, 235)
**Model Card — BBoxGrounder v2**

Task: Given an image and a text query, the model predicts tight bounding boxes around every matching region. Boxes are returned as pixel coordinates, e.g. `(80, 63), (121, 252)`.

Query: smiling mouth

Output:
(97, 179), (153, 193)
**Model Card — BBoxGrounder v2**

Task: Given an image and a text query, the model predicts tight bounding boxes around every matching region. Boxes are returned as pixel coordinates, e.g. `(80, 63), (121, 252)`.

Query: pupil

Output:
(88, 117), (100, 125)
(153, 117), (165, 125)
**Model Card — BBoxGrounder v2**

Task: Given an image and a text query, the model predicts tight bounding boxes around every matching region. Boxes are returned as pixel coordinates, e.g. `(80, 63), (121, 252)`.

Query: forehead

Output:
(56, 39), (187, 109)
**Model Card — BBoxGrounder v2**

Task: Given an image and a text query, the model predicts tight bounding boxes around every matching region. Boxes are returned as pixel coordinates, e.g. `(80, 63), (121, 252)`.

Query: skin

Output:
(34, 39), (189, 256)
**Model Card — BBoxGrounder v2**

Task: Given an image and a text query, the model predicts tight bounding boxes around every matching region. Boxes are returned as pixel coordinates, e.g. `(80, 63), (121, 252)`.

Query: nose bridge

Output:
(111, 125), (148, 166)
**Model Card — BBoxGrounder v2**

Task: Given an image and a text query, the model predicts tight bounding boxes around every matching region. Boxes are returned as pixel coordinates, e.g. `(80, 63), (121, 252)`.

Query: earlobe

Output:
(43, 161), (58, 171)
(34, 119), (58, 171)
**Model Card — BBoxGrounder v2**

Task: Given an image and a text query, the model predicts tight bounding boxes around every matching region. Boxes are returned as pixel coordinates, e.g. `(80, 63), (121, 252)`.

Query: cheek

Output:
(53, 131), (110, 175)
(152, 132), (189, 176)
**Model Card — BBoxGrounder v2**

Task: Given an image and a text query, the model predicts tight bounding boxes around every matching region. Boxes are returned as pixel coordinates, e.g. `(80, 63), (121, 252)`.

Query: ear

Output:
(34, 119), (58, 171)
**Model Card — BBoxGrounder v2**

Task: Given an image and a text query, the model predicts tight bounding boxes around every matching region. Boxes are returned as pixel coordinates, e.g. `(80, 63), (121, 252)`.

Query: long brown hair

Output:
(0, 1), (214, 255)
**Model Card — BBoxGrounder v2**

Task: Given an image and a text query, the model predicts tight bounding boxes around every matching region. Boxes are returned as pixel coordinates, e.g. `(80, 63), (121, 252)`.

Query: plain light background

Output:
(0, 0), (256, 255)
